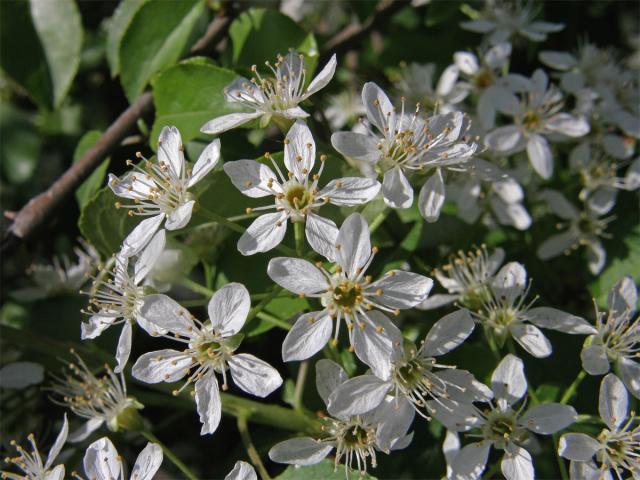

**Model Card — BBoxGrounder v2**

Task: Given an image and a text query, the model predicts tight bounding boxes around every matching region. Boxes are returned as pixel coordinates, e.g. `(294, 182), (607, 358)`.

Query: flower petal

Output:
(284, 120), (315, 183)
(305, 213), (339, 263)
(224, 461), (257, 480)
(520, 403), (577, 434)
(83, 438), (120, 480)
(134, 229), (166, 285)
(67, 418), (103, 443)
(580, 343), (610, 375)
(491, 354), (527, 405)
(331, 131), (380, 163)
(526, 307), (596, 335)
(114, 321), (133, 374)
(318, 177), (381, 206)
(315, 359), (348, 406)
(368, 270), (433, 309)
(282, 311), (333, 362)
(546, 113), (590, 137)
(485, 125), (523, 152)
(45, 415), (69, 469)
(238, 212), (288, 256)
(305, 54), (337, 96)
(196, 370), (221, 435)
(121, 214), (165, 258)
(599, 373), (628, 430)
(336, 213), (371, 278)
(350, 311), (401, 379)
(229, 353), (282, 397)
(327, 375), (391, 418)
(268, 437), (333, 466)
(362, 82), (395, 132)
(418, 169), (446, 222)
(187, 139), (220, 188)
(200, 112), (263, 135)
(422, 309), (475, 357)
(157, 126), (185, 178)
(382, 167), (414, 209)
(450, 441), (492, 480)
(165, 200), (195, 230)
(527, 134), (553, 179)
(618, 357), (640, 399)
(131, 443), (163, 480)
(607, 275), (637, 315)
(208, 282), (250, 335)
(558, 433), (601, 461)
(500, 443), (533, 480)
(140, 294), (196, 337)
(492, 262), (527, 305)
(267, 257), (329, 294)
(509, 322), (552, 358)
(537, 231), (578, 260)
(132, 349), (192, 384)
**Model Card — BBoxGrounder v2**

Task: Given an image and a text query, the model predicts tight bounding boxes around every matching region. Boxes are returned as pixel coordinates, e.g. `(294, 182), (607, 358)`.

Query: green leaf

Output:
(0, 102), (40, 185)
(276, 460), (377, 479)
(73, 131), (110, 209)
(151, 58), (238, 147)
(118, 0), (206, 101)
(0, 0), (52, 107)
(106, 0), (150, 77)
(78, 187), (137, 257)
(227, 8), (318, 68)
(29, 0), (83, 108)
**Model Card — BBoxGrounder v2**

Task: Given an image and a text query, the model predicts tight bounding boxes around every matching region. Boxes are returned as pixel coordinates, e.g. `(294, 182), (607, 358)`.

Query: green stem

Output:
(484, 328), (501, 361)
(553, 433), (569, 480)
(294, 221), (304, 257)
(247, 287), (286, 323)
(368, 210), (389, 234)
(560, 369), (587, 404)
(293, 361), (309, 412)
(202, 261), (215, 290)
(178, 277), (214, 297)
(506, 337), (517, 355)
(255, 311), (292, 331)
(140, 430), (198, 480)
(237, 415), (272, 480)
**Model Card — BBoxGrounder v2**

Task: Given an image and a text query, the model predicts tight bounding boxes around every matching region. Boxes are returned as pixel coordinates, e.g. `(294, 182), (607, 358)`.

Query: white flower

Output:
(2, 417), (68, 480)
(131, 283), (283, 435)
(474, 261), (596, 358)
(327, 309), (491, 419)
(580, 276), (639, 399)
(269, 360), (414, 476)
(461, 0), (564, 45)
(83, 436), (162, 480)
(332, 82), (477, 221)
(12, 239), (100, 302)
(0, 362), (44, 390)
(50, 351), (143, 443)
(429, 354), (577, 480)
(393, 62), (468, 113)
(485, 69), (590, 179)
(418, 245), (504, 311)
(569, 141), (640, 215)
(223, 120), (380, 256)
(201, 52), (337, 135)
(109, 126), (220, 256)
(224, 461), (256, 480)
(80, 229), (166, 372)
(536, 190), (612, 274)
(448, 158), (531, 230)
(267, 213), (433, 375)
(559, 374), (639, 479)
(324, 89), (366, 130)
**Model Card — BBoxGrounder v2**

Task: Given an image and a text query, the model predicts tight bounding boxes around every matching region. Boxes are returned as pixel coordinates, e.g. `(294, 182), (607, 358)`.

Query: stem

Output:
(247, 287), (286, 323)
(484, 328), (501, 361)
(237, 415), (272, 480)
(140, 430), (198, 480)
(294, 221), (304, 257)
(202, 261), (215, 290)
(178, 277), (214, 297)
(368, 210), (389, 234)
(255, 311), (292, 331)
(553, 433), (569, 480)
(506, 337), (517, 355)
(293, 361), (309, 412)
(197, 206), (246, 234)
(560, 369), (587, 404)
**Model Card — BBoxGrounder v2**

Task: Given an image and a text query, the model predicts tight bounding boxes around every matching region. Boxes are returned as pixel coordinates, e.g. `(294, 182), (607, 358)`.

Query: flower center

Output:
(395, 357), (430, 391)
(473, 69), (494, 89)
(332, 282), (363, 309)
(522, 110), (541, 130)
(483, 410), (527, 448)
(342, 423), (374, 449)
(285, 183), (311, 210)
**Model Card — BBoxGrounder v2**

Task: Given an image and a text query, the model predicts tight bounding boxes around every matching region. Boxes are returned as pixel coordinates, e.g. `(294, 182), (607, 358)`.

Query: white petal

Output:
(371, 395), (415, 452)
(491, 354), (527, 405)
(109, 172), (154, 200)
(510, 322), (553, 358)
(157, 126), (185, 178)
(382, 167), (414, 209)
(165, 200), (195, 230)
(200, 112), (263, 135)
(362, 82), (395, 132)
(422, 309), (475, 357)
(485, 126), (524, 152)
(196, 370), (222, 435)
(282, 311), (333, 362)
(121, 214), (165, 258)
(331, 132), (380, 163)
(427, 398), (481, 432)
(603, 134), (634, 159)
(580, 343), (610, 375)
(132, 349), (192, 384)
(83, 437), (120, 480)
(44, 465), (65, 480)
(350, 311), (401, 379)
(450, 441), (492, 480)
(131, 443), (163, 480)
(491, 198), (532, 230)
(443, 430), (461, 466)
(305, 213), (339, 263)
(327, 375), (391, 417)
(527, 134), (553, 179)
(454, 52), (479, 75)
(492, 262), (527, 304)
(267, 257), (329, 294)
(436, 65), (460, 96)
(538, 51), (577, 70)
(224, 461), (257, 480)
(624, 157), (640, 187)
(460, 19), (496, 33)
(558, 433), (601, 461)
(501, 444), (534, 480)
(305, 54), (337, 96)
(485, 42), (512, 69)
(208, 282), (250, 335)
(45, 415), (69, 469)
(336, 213), (371, 278)
(586, 188), (617, 215)
(188, 139), (220, 188)
(541, 189), (580, 220)
(229, 353), (282, 397)
(618, 357), (640, 399)
(570, 460), (610, 480)
(114, 321), (133, 374)
(0, 362), (44, 389)
(418, 169), (445, 222)
(68, 418), (103, 443)
(140, 294), (196, 337)
(134, 229), (166, 285)
(436, 369), (494, 403)
(368, 270), (434, 309)
(526, 307), (596, 335)
(416, 293), (458, 310)
(537, 231), (578, 260)
(599, 373), (628, 430)
(238, 212), (288, 256)
(520, 403), (577, 434)
(280, 107), (310, 119)
(546, 113), (590, 137)
(607, 275), (637, 315)
(284, 120), (315, 183)
(268, 437), (333, 466)
(318, 177), (381, 206)
(223, 160), (281, 198)
(315, 359), (348, 406)
(586, 241), (606, 275)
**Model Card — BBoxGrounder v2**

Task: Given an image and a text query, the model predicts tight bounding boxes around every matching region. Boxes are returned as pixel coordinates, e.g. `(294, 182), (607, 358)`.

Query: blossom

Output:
(418, 245), (504, 311)
(224, 121), (380, 256)
(267, 213), (433, 374)
(269, 360), (414, 476)
(327, 309), (491, 419)
(224, 461), (256, 480)
(558, 374), (639, 479)
(80, 229), (166, 372)
(332, 82), (477, 221)
(429, 354), (577, 480)
(83, 436), (162, 480)
(460, 0), (564, 45)
(12, 239), (100, 302)
(392, 62), (467, 112)
(536, 190), (612, 274)
(0, 362), (44, 390)
(474, 261), (596, 357)
(324, 89), (366, 130)
(50, 351), (143, 442)
(485, 69), (590, 179)
(580, 276), (639, 399)
(109, 126), (220, 256)
(132, 283), (283, 435)
(1, 415), (68, 480)
(200, 52), (337, 135)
